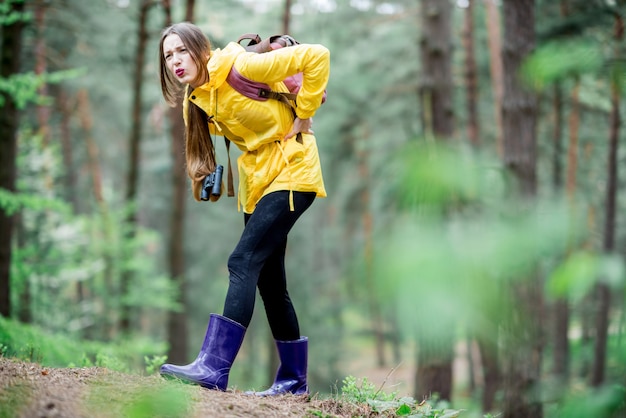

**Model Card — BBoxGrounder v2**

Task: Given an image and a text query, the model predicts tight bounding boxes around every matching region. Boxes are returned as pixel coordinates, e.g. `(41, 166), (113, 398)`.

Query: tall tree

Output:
(483, 0), (504, 157)
(552, 1), (577, 385)
(418, 0), (454, 140)
(475, 2), (504, 411)
(161, 0), (195, 364)
(591, 10), (623, 387)
(120, 0), (156, 333)
(0, 0), (26, 319)
(76, 88), (113, 339)
(57, 89), (80, 213)
(415, 0), (455, 402)
(500, 1), (542, 417)
(282, 0), (292, 35)
(463, 0), (479, 147)
(34, 0), (50, 146)
(551, 75), (572, 383)
(14, 0), (51, 325)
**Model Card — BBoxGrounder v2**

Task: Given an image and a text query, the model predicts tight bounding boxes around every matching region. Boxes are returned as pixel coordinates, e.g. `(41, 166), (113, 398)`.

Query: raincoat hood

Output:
(206, 42), (244, 90)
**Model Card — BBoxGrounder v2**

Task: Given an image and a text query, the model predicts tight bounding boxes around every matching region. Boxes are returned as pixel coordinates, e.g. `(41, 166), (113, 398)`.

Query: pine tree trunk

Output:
(501, 1), (543, 417)
(414, 334), (454, 401)
(0, 0), (25, 319)
(483, 0), (504, 157)
(501, 0), (537, 195)
(476, 333), (500, 412)
(35, 0), (50, 147)
(419, 0), (454, 139)
(76, 89), (112, 338)
(57, 88), (80, 213)
(162, 0), (193, 364)
(566, 79), (580, 198)
(282, 0), (292, 35)
(551, 80), (569, 383)
(415, 0), (455, 401)
(362, 171), (385, 368)
(591, 15), (622, 384)
(166, 102), (189, 363)
(552, 83), (563, 192)
(463, 0), (479, 146)
(56, 88), (87, 319)
(185, 0), (195, 21)
(120, 0), (154, 333)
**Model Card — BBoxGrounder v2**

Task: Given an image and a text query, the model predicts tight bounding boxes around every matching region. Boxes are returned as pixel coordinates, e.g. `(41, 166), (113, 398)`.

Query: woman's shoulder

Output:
(212, 42), (246, 61)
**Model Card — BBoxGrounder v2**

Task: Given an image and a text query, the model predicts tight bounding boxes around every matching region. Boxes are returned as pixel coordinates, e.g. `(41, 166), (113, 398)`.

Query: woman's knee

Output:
(227, 251), (249, 283)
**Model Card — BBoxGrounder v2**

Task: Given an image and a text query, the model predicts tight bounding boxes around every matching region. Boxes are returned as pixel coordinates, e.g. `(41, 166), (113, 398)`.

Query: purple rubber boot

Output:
(160, 314), (246, 390)
(254, 337), (308, 396)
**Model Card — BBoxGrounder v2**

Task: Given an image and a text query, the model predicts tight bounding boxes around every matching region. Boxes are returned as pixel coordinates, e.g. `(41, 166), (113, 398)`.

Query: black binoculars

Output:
(200, 165), (223, 201)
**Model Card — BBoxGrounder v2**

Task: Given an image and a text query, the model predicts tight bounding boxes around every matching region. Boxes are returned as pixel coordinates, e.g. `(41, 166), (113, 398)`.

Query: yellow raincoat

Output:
(184, 42), (330, 214)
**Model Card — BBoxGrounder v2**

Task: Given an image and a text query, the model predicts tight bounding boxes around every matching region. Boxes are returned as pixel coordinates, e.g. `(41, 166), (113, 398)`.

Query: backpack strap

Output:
(237, 33), (262, 45)
(237, 33), (298, 53)
(238, 33), (272, 53)
(226, 66), (296, 104)
(224, 137), (235, 197)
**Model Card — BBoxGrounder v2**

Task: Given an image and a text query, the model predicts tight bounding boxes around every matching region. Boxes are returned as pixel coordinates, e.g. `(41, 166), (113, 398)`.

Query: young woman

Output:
(158, 22), (329, 395)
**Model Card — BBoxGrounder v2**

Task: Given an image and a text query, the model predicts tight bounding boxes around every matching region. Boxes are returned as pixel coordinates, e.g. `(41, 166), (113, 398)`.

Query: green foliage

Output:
(8, 201), (180, 335)
(0, 69), (86, 109)
(341, 375), (398, 403)
(144, 355), (167, 375)
(0, 317), (165, 371)
(0, 382), (33, 418)
(546, 251), (600, 302)
(84, 369), (193, 418)
(391, 142), (502, 210)
(120, 384), (191, 418)
(10, 132), (180, 337)
(521, 39), (604, 90)
(546, 251), (626, 302)
(0, 188), (69, 216)
(0, 0), (31, 26)
(377, 141), (584, 340)
(340, 376), (464, 417)
(94, 352), (130, 373)
(547, 384), (626, 418)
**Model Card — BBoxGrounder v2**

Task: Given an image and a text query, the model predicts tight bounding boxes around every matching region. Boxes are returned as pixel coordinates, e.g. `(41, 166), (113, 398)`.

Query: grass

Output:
(0, 383), (33, 418)
(85, 372), (194, 418)
(0, 316), (165, 371)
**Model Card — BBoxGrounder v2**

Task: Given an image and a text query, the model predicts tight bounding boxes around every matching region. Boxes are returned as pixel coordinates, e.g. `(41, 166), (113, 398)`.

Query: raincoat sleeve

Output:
(234, 43), (330, 119)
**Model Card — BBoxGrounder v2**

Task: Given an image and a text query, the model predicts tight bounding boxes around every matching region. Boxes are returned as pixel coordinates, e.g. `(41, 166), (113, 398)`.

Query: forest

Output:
(1, 0), (626, 417)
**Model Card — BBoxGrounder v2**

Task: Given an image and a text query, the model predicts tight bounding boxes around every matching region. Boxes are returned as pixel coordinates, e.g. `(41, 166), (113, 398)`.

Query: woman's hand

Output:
(284, 117), (313, 141)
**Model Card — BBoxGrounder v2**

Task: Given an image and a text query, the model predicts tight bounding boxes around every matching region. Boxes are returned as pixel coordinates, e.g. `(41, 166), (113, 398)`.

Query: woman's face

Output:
(163, 33), (205, 88)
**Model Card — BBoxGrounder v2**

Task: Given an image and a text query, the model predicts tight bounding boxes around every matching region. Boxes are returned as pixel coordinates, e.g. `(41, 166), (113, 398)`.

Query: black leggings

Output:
(222, 191), (315, 341)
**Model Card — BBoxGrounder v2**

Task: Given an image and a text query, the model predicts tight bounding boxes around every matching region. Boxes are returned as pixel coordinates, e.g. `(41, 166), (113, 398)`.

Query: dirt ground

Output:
(0, 357), (378, 418)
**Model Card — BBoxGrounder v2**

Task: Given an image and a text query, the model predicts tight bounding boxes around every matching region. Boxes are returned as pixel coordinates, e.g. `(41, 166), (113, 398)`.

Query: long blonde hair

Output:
(158, 22), (219, 201)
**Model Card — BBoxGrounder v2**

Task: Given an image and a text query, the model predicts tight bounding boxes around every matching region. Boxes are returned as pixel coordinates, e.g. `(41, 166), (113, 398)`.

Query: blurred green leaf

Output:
(554, 385), (626, 418)
(122, 384), (190, 418)
(391, 142), (504, 209)
(395, 403), (412, 415)
(521, 39), (604, 90)
(547, 251), (599, 302)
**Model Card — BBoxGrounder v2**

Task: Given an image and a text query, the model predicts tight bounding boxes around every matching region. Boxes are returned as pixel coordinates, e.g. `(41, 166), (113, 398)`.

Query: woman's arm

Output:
(234, 43), (330, 119)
